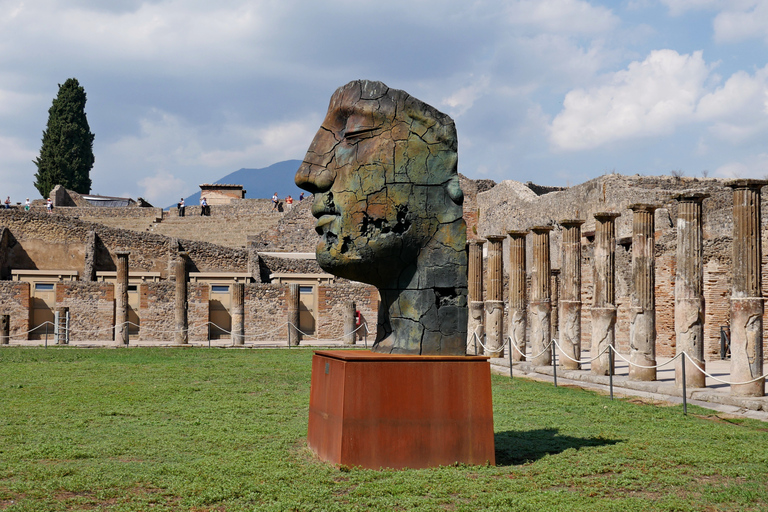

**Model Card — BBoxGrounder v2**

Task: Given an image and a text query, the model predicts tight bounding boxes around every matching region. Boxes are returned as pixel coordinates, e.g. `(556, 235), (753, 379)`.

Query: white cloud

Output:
(550, 50), (710, 150)
(713, 2), (768, 43)
(713, 153), (768, 178)
(139, 171), (185, 204)
(441, 76), (491, 117)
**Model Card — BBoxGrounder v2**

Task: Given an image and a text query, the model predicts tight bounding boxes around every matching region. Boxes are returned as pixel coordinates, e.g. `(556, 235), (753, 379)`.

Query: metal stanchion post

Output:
(609, 346), (614, 400)
(45, 323), (48, 348)
(553, 344), (558, 388)
(682, 354), (688, 415)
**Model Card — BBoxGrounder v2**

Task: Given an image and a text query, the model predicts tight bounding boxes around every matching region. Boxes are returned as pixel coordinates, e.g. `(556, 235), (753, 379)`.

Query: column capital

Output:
(530, 225), (554, 233)
(594, 211), (621, 220)
(671, 191), (709, 203)
(467, 238), (486, 247)
(506, 230), (529, 238)
(559, 219), (585, 227)
(724, 178), (768, 190)
(115, 250), (130, 256)
(628, 203), (660, 213)
(486, 235), (506, 243)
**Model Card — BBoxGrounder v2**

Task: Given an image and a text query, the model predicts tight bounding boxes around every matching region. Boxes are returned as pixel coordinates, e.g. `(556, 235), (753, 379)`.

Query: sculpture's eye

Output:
(344, 127), (376, 141)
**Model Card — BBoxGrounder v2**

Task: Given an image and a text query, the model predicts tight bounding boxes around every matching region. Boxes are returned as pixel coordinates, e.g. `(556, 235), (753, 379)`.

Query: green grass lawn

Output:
(1, 347), (767, 511)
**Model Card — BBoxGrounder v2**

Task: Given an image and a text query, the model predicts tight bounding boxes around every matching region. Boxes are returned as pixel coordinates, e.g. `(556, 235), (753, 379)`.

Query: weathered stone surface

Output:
(507, 230), (527, 361)
(231, 282), (244, 345)
(530, 226), (552, 366)
(287, 283), (301, 347)
(726, 179), (767, 397)
(174, 253), (188, 345)
(485, 235), (505, 357)
(628, 204), (658, 381)
(295, 80), (467, 355)
(0, 314), (8, 345)
(343, 301), (356, 346)
(558, 220), (583, 369)
(673, 193), (708, 388)
(114, 250), (129, 346)
(467, 239), (485, 354)
(591, 212), (619, 376)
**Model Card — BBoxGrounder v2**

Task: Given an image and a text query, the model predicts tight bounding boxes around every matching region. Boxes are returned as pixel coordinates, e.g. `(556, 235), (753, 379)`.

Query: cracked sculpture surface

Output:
(295, 80), (468, 355)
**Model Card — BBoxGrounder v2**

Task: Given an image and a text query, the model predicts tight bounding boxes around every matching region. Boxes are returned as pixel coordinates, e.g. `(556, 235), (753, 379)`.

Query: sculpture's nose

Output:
(295, 128), (339, 193)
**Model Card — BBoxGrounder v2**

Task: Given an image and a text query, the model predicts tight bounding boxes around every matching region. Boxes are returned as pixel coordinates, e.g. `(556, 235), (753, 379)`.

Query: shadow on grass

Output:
(495, 428), (621, 466)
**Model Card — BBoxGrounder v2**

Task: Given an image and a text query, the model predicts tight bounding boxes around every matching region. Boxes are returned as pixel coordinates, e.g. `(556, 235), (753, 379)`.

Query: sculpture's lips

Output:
(315, 214), (337, 232)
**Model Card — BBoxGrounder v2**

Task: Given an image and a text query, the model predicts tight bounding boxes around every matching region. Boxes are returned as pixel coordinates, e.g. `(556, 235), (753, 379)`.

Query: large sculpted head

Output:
(295, 80), (468, 355)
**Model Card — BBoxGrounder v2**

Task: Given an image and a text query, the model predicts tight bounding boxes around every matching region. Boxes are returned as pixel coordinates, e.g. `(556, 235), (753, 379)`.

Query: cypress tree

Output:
(33, 78), (95, 198)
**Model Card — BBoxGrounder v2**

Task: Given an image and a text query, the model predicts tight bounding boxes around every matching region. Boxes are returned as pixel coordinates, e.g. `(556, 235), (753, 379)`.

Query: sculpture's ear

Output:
(446, 175), (464, 206)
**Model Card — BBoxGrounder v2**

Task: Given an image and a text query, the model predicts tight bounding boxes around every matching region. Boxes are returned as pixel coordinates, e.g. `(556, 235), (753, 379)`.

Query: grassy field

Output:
(1, 347), (767, 511)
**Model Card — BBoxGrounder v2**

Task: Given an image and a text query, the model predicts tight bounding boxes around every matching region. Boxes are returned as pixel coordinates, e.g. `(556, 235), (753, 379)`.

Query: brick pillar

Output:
(231, 282), (244, 346)
(507, 231), (528, 362)
(0, 314), (8, 345)
(559, 219), (584, 370)
(83, 230), (96, 282)
(343, 301), (356, 346)
(628, 204), (658, 381)
(467, 239), (486, 354)
(726, 179), (767, 397)
(55, 306), (69, 345)
(591, 212), (620, 376)
(287, 283), (301, 346)
(673, 193), (709, 388)
(174, 252), (189, 345)
(114, 250), (130, 346)
(484, 235), (505, 358)
(529, 226), (553, 366)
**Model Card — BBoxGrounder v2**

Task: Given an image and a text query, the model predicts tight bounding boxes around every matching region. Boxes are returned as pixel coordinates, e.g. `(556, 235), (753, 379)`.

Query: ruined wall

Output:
(55, 282), (114, 341)
(244, 284), (288, 341)
(188, 283), (210, 343)
(0, 281), (30, 339)
(316, 282), (379, 340)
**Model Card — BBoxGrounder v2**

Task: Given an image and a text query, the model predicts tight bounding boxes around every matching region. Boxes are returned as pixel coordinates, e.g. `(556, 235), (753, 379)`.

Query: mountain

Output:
(173, 159), (305, 208)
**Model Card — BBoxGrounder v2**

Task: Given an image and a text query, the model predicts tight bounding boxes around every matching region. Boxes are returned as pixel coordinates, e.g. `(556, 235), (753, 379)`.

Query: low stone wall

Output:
(316, 282), (379, 341)
(138, 282), (175, 342)
(50, 207), (163, 220)
(244, 283), (289, 342)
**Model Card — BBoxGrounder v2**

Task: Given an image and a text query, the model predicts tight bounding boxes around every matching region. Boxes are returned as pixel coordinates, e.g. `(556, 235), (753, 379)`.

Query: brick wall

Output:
(0, 281), (30, 339)
(244, 284), (288, 341)
(316, 282), (379, 340)
(55, 282), (115, 341)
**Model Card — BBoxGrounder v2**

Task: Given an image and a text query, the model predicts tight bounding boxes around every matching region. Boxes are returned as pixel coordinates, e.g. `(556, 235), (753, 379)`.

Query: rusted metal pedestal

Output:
(307, 350), (495, 469)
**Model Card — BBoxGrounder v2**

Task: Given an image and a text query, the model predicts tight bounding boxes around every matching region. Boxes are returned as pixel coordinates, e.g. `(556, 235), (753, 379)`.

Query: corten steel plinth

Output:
(628, 204), (658, 381)
(673, 193), (708, 388)
(507, 231), (528, 362)
(288, 283), (301, 346)
(485, 235), (505, 358)
(529, 227), (553, 366)
(114, 250), (130, 346)
(591, 212), (620, 376)
(726, 179), (767, 397)
(174, 252), (189, 345)
(307, 350), (495, 469)
(467, 239), (486, 354)
(559, 220), (584, 370)
(231, 282), (245, 346)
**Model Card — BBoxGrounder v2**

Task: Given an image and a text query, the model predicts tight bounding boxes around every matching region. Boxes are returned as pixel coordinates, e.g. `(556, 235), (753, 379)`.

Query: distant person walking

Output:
(24, 198), (30, 211)
(200, 197), (209, 216)
(299, 192), (304, 201)
(46, 198), (52, 213)
(271, 192), (279, 211)
(178, 198), (185, 217)
(4, 196), (10, 209)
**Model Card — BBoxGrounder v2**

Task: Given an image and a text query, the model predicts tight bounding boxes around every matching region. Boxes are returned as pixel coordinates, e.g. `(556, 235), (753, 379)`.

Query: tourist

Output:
(46, 198), (52, 213)
(271, 192), (279, 211)
(286, 195), (294, 209)
(4, 196), (10, 209)
(24, 198), (30, 211)
(299, 192), (304, 201)
(178, 198), (185, 217)
(200, 196), (209, 216)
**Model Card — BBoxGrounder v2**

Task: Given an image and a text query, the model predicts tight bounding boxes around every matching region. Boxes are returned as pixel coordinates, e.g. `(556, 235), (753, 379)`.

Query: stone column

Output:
(529, 227), (553, 366)
(550, 269), (560, 341)
(485, 235), (505, 358)
(591, 212), (620, 376)
(559, 219), (584, 370)
(507, 231), (528, 362)
(726, 179), (767, 397)
(174, 252), (189, 345)
(287, 283), (301, 346)
(231, 282), (245, 346)
(673, 193), (709, 388)
(55, 306), (69, 345)
(0, 314), (8, 345)
(628, 204), (658, 381)
(83, 230), (96, 282)
(343, 301), (356, 345)
(114, 250), (130, 346)
(467, 239), (486, 354)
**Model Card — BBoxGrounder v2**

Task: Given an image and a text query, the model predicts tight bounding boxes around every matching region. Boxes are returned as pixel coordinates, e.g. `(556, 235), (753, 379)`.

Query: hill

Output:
(174, 159), (304, 208)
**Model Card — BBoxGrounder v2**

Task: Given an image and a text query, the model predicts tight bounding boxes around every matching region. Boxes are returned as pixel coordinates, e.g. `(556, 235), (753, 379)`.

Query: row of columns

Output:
(468, 179), (767, 397)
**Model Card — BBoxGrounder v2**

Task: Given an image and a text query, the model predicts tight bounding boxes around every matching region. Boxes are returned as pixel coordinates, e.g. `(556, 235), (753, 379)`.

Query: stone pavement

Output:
(489, 349), (768, 422)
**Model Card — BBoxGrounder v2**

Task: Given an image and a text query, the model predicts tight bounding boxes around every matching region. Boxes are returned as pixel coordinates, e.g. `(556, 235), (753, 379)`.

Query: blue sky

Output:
(1, 0), (767, 207)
